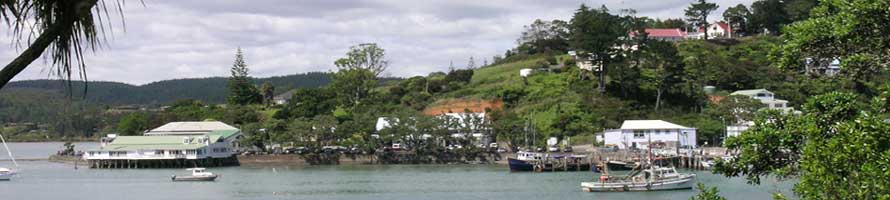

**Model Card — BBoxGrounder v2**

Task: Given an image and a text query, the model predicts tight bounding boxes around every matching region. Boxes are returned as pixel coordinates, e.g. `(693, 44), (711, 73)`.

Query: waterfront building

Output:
(84, 121), (242, 168)
(600, 120), (697, 150)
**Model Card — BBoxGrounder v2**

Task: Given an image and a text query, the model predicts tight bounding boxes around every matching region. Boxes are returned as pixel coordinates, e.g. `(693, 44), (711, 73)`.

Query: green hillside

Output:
(2, 72), (332, 105)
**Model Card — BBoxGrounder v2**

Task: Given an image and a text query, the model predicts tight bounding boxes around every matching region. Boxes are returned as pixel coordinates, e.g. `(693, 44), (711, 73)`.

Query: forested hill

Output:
(1, 72), (332, 105)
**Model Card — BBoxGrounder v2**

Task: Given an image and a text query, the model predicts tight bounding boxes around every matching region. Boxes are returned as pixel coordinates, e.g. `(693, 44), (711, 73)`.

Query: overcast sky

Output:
(2, 0), (753, 85)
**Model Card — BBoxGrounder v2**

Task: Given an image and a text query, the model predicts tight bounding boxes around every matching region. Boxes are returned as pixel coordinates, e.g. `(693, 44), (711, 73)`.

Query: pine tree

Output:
(227, 48), (261, 106)
(467, 56), (476, 69)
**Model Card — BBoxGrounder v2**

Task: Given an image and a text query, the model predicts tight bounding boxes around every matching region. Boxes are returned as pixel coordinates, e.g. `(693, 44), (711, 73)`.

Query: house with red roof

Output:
(705, 21), (732, 38)
(629, 28), (687, 42)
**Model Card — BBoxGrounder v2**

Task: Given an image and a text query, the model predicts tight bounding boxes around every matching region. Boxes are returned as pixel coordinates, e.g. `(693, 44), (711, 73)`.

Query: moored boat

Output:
(581, 167), (695, 192)
(0, 133), (17, 181)
(508, 151), (542, 171)
(0, 168), (15, 181)
(172, 168), (218, 182)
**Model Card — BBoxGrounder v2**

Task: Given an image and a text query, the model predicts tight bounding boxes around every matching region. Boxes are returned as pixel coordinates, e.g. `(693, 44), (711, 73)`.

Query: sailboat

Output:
(0, 133), (17, 181)
(581, 129), (695, 192)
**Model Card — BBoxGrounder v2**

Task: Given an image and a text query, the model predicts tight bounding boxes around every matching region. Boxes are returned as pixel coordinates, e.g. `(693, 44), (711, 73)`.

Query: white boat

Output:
(0, 168), (16, 181)
(172, 168), (218, 182)
(582, 128), (695, 192)
(0, 133), (17, 181)
(581, 167), (695, 192)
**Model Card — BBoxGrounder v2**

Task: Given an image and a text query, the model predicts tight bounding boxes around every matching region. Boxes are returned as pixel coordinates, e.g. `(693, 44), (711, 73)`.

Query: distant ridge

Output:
(1, 72), (332, 105)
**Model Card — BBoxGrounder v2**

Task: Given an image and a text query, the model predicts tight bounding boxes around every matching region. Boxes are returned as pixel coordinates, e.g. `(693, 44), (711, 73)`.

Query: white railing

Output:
(84, 152), (200, 160)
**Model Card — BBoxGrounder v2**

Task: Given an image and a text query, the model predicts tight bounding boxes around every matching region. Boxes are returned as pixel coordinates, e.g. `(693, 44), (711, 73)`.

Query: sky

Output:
(2, 0), (753, 85)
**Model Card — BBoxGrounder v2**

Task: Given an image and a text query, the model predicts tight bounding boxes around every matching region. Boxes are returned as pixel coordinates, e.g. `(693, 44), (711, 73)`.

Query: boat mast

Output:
(0, 133), (17, 167)
(647, 129), (653, 183)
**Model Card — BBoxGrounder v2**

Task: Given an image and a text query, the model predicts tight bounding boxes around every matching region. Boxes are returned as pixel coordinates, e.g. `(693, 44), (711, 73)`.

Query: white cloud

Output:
(1, 0), (753, 85)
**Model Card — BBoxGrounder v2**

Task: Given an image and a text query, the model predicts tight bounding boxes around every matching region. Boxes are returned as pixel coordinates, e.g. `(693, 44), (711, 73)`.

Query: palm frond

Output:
(11, 0), (130, 92)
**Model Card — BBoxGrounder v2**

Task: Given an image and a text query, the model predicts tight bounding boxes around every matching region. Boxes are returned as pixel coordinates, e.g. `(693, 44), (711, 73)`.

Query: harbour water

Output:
(0, 143), (795, 200)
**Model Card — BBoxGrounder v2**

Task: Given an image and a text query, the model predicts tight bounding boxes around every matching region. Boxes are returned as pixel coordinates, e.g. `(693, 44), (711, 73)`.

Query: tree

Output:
(330, 68), (377, 109)
(117, 112), (150, 136)
(747, 0), (789, 35)
(259, 82), (274, 107)
(334, 43), (389, 77)
(467, 56), (476, 69)
(517, 19), (570, 54)
(685, 0), (719, 39)
(274, 87), (336, 119)
(723, 4), (750, 36)
(570, 4), (625, 93)
(641, 39), (683, 110)
(226, 48), (262, 106)
(784, 0), (818, 21)
(704, 95), (765, 124)
(652, 18), (687, 30)
(0, 0), (121, 89)
(690, 183), (728, 200)
(715, 91), (890, 199)
(776, 0), (890, 92)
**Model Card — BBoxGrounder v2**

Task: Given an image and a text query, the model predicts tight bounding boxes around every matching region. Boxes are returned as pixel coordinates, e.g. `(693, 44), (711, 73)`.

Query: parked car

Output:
(496, 148), (507, 153)
(293, 147), (309, 154)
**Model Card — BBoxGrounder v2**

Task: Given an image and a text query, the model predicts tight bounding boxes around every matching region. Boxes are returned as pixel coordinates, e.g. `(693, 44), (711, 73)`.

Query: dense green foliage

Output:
(716, 91), (890, 199)
(690, 183), (727, 200)
(713, 1), (890, 199)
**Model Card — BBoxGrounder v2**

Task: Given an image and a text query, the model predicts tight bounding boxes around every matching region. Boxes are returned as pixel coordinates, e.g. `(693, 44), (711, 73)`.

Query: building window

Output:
(775, 103), (783, 108)
(633, 131), (644, 138)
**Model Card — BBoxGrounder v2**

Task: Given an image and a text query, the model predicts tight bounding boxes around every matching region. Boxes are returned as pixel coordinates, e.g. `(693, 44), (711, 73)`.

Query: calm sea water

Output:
(0, 142), (795, 200)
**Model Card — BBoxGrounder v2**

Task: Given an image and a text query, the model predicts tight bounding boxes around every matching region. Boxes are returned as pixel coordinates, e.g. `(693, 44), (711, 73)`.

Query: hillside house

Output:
(273, 90), (296, 105)
(84, 121), (242, 168)
(630, 28), (688, 42)
(600, 120), (697, 149)
(705, 21), (732, 38)
(730, 89), (791, 111)
(725, 89), (795, 138)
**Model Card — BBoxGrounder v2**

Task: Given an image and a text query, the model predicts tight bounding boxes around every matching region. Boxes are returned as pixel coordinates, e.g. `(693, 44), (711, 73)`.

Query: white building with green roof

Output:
(84, 121), (242, 168)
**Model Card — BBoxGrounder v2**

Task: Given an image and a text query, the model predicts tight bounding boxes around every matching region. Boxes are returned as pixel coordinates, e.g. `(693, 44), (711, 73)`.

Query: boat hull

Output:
(606, 161), (636, 171)
(171, 175), (218, 182)
(581, 174), (696, 192)
(508, 158), (534, 171)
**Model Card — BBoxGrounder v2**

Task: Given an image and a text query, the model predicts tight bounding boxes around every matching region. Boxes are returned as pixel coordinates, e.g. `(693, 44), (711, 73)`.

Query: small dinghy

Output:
(0, 168), (16, 181)
(172, 168), (218, 182)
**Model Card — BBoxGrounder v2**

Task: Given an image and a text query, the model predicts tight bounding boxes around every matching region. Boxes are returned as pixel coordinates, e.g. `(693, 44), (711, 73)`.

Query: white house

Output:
(273, 90), (296, 105)
(601, 120), (697, 149)
(725, 89), (795, 138)
(84, 121), (243, 168)
(730, 89), (791, 111)
(686, 21), (732, 39)
(706, 21), (732, 38)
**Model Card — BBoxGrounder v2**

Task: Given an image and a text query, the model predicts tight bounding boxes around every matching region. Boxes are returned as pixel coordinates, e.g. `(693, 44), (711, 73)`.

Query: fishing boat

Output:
(581, 129), (695, 192)
(171, 168), (218, 182)
(507, 151), (543, 171)
(0, 133), (17, 181)
(581, 166), (695, 192)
